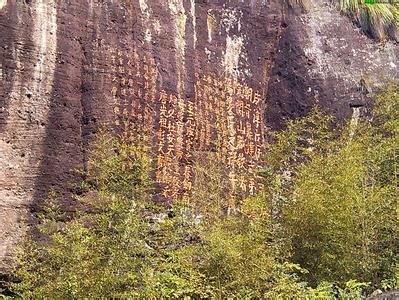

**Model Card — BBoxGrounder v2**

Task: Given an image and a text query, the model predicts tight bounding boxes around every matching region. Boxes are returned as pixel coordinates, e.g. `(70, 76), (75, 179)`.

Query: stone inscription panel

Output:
(109, 47), (264, 204)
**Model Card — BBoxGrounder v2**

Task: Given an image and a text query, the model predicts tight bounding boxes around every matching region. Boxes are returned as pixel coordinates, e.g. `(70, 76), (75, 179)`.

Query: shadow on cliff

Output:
(30, 1), (140, 217)
(30, 2), (90, 218)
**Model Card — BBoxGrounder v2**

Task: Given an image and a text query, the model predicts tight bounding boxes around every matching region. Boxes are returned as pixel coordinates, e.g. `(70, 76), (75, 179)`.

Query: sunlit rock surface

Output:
(0, 0), (397, 272)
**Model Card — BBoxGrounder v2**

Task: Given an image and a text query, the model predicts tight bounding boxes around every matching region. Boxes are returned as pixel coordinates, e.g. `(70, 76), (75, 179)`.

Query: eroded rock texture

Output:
(0, 0), (397, 272)
(0, 0), (283, 271)
(267, 0), (398, 128)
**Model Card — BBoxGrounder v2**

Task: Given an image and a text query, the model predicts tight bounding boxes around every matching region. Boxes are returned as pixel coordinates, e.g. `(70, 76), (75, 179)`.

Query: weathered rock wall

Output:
(0, 0), (283, 271)
(266, 0), (398, 129)
(0, 0), (398, 272)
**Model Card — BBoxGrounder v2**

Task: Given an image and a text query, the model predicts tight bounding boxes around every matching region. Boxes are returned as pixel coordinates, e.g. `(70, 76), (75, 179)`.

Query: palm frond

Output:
(339, 0), (359, 14)
(292, 0), (399, 41)
(339, 0), (399, 41)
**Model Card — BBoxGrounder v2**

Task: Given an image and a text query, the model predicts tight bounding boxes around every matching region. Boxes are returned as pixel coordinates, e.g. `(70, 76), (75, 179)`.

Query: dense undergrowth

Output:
(1, 84), (398, 298)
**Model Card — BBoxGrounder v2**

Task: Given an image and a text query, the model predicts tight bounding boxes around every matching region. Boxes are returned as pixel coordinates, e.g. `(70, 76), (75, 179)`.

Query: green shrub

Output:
(6, 84), (398, 298)
(264, 83), (399, 288)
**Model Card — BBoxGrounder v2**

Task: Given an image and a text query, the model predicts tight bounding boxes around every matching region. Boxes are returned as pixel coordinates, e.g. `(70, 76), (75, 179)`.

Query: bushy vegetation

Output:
(340, 0), (399, 40)
(2, 84), (398, 298)
(263, 83), (399, 291)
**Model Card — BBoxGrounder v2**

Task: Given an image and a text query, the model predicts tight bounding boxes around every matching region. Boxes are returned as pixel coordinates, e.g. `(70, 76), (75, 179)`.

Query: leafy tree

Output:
(263, 83), (399, 288)
(9, 131), (159, 298)
(7, 132), (308, 298)
(6, 84), (398, 298)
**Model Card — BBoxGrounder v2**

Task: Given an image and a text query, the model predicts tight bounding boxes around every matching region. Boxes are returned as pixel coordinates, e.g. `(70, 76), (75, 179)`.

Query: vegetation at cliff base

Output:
(3, 84), (398, 298)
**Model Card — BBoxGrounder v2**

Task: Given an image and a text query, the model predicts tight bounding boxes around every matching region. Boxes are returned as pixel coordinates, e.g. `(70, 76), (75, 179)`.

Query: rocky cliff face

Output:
(267, 1), (398, 128)
(0, 0), (283, 271)
(0, 0), (397, 272)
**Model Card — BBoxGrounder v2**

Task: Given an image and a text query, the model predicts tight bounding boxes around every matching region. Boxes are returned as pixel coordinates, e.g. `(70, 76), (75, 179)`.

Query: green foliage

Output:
(10, 132), (158, 298)
(265, 83), (399, 288)
(7, 132), (307, 298)
(341, 0), (399, 41)
(5, 84), (399, 298)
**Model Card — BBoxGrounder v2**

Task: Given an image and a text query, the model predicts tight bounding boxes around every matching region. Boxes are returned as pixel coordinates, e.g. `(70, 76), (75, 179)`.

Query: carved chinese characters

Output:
(109, 47), (264, 204)
(110, 47), (157, 135)
(195, 74), (264, 206)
